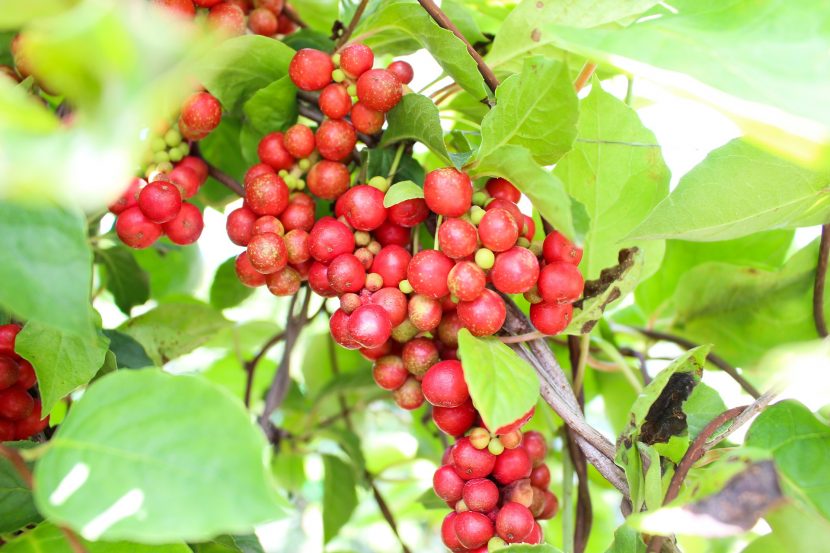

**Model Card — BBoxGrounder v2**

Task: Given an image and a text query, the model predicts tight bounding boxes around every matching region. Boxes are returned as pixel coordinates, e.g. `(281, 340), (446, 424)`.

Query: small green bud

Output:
(369, 175), (389, 192)
(487, 439), (505, 456)
(347, 84), (357, 96)
(529, 241), (543, 257)
(151, 137), (167, 152)
(475, 248), (495, 270)
(153, 150), (170, 163)
(516, 237), (531, 248)
(298, 158), (311, 171)
(331, 53), (341, 66)
(488, 537), (508, 551)
(296, 179), (306, 190)
(399, 279), (414, 294)
(391, 319), (419, 343)
(472, 191), (489, 206)
(332, 69), (346, 83)
(164, 128), (182, 147)
(278, 169), (289, 178)
(470, 206), (486, 225)
(455, 499), (469, 513)
(168, 148), (184, 162)
(367, 240), (382, 255)
(156, 161), (173, 173)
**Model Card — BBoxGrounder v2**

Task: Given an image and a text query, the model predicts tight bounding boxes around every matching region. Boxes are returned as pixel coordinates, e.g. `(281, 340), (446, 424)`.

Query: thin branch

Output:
(574, 62), (597, 92)
(282, 4), (308, 29)
(814, 223), (829, 337)
(415, 0), (500, 95)
(244, 331), (286, 408)
(627, 326), (761, 399)
(191, 142), (244, 197)
(706, 388), (778, 449)
(566, 336), (592, 553)
(500, 330), (545, 344)
(335, 0), (370, 49)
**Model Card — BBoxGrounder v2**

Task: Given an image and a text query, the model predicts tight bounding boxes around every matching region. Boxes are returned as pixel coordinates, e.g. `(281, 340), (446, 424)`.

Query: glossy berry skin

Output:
(265, 266), (301, 296)
(447, 261), (486, 302)
(373, 355), (408, 391)
(529, 301), (573, 335)
(244, 162), (276, 186)
(109, 178), (142, 215)
(373, 221), (410, 247)
(248, 7), (277, 35)
(434, 464), (465, 503)
(307, 160), (350, 200)
(388, 198), (428, 228)
(478, 208), (519, 252)
(169, 166), (201, 199)
(432, 398), (476, 436)
(283, 229), (310, 264)
(437, 311), (463, 347)
(530, 463), (551, 489)
(491, 247), (540, 294)
(327, 253), (366, 294)
(463, 478), (499, 513)
(0, 384), (33, 420)
(340, 185), (387, 231)
(492, 447), (532, 485)
(392, 376), (424, 410)
(0, 357), (19, 390)
(351, 102), (385, 134)
(356, 69), (402, 112)
(422, 359), (468, 407)
(309, 217), (355, 263)
(245, 173), (289, 217)
(339, 43), (374, 78)
(496, 502), (535, 543)
(401, 337), (439, 378)
(370, 245), (411, 287)
(441, 512), (464, 551)
(457, 289), (506, 337)
(407, 250), (454, 299)
(330, 309), (359, 349)
(348, 304), (392, 348)
(370, 287), (408, 327)
(179, 92), (222, 140)
(315, 119), (357, 162)
(235, 252), (267, 287)
(246, 233), (287, 274)
(438, 218), (478, 259)
(17, 360), (36, 390)
(452, 437), (496, 480)
(522, 431), (548, 467)
(0, 325), (19, 359)
(543, 230), (583, 265)
(423, 168), (473, 217)
(194, 0), (223, 6)
(319, 83), (352, 119)
(360, 340), (393, 361)
(486, 198), (524, 230)
(523, 215), (536, 241)
(0, 419), (14, 441)
(539, 491), (559, 519)
(116, 207), (162, 249)
(13, 400), (48, 440)
(226, 206), (257, 246)
(387, 60), (414, 84)
(178, 156), (209, 185)
(283, 124), (315, 158)
(280, 201), (316, 232)
(289, 49), (334, 91)
(408, 294), (442, 332)
(537, 262), (584, 304)
(253, 215), (284, 236)
(163, 202), (204, 245)
(486, 177), (521, 203)
(308, 262), (336, 297)
(258, 132), (295, 171)
(455, 511), (494, 549)
(138, 181), (181, 224)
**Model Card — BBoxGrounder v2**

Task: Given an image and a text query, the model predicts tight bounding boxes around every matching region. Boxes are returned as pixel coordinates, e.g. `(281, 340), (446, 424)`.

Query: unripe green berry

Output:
(168, 148), (184, 162)
(470, 206), (486, 225)
(151, 137), (167, 152)
(298, 158), (311, 171)
(369, 175), (389, 192)
(475, 248), (495, 270)
(472, 191), (489, 206)
(398, 279), (414, 294)
(332, 69), (346, 83)
(488, 439), (505, 456)
(156, 161), (173, 173)
(296, 179), (306, 190)
(468, 427), (491, 449)
(391, 319), (419, 343)
(164, 128), (182, 147)
(367, 240), (382, 255)
(488, 537), (508, 551)
(331, 53), (341, 66)
(516, 237), (531, 248)
(354, 230), (371, 246)
(450, 294), (459, 303)
(523, 286), (543, 304)
(278, 169), (289, 178)
(347, 84), (357, 96)
(154, 150), (170, 163)
(529, 241), (544, 257)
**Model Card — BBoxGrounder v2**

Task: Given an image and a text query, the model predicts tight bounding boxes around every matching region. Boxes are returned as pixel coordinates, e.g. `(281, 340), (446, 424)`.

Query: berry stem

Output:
(387, 142), (406, 180)
(591, 337), (641, 392)
(573, 62), (597, 93)
(334, 0), (370, 49)
(190, 143), (244, 197)
(282, 4), (308, 29)
(813, 223), (829, 337)
(243, 331), (286, 408)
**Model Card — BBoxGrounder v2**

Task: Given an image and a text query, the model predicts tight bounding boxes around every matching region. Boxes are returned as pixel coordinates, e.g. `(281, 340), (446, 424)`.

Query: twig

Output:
(335, 0), (369, 49)
(191, 142), (244, 197)
(620, 346), (651, 385)
(500, 330), (545, 344)
(627, 326), (761, 399)
(415, 0), (500, 95)
(244, 331), (286, 408)
(706, 388), (778, 449)
(574, 62), (597, 92)
(814, 223), (829, 337)
(566, 337), (592, 553)
(282, 4), (308, 29)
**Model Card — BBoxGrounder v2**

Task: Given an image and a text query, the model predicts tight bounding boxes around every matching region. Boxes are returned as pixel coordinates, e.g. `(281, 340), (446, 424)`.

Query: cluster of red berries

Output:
(436, 429), (558, 551)
(0, 324), (49, 442)
(154, 0), (299, 36)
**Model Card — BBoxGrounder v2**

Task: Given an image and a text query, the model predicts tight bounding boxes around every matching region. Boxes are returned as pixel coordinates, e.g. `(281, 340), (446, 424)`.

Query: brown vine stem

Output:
(499, 330), (545, 343)
(814, 223), (829, 337)
(335, 0), (370, 49)
(626, 326), (761, 399)
(244, 331), (286, 408)
(283, 4), (308, 29)
(574, 62), (597, 93)
(415, 0), (501, 95)
(566, 336), (592, 553)
(191, 142), (244, 197)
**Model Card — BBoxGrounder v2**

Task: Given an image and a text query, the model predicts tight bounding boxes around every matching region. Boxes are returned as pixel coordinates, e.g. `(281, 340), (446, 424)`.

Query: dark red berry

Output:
(529, 301), (573, 335)
(452, 437), (496, 480)
(422, 359), (468, 407)
(283, 229), (310, 264)
(0, 419), (14, 441)
(339, 43), (374, 78)
(13, 399), (48, 440)
(109, 178), (142, 215)
(348, 304), (392, 348)
(179, 91), (222, 140)
(539, 491), (559, 519)
(401, 337), (439, 378)
(478, 208), (519, 252)
(438, 218), (478, 259)
(457, 289), (506, 337)
(289, 49), (334, 91)
(0, 357), (20, 390)
(432, 398), (477, 437)
(178, 156), (209, 185)
(373, 355), (408, 391)
(163, 202), (204, 245)
(463, 478), (499, 513)
(387, 60), (414, 84)
(116, 207), (162, 249)
(437, 310), (463, 347)
(330, 309), (359, 349)
(491, 247), (540, 294)
(168, 166), (201, 199)
(373, 221), (410, 247)
(17, 360), (36, 390)
(530, 463), (551, 489)
(247, 232), (287, 274)
(486, 177), (521, 203)
(455, 511), (494, 549)
(307, 160), (350, 200)
(485, 198), (524, 232)
(543, 230), (583, 265)
(522, 431), (547, 467)
(308, 262), (335, 296)
(248, 7), (277, 35)
(496, 502), (535, 543)
(407, 249), (454, 299)
(283, 124), (315, 158)
(265, 266), (301, 296)
(537, 262), (583, 303)
(309, 217), (355, 263)
(447, 261), (486, 302)
(424, 168), (472, 217)
(245, 172), (289, 216)
(392, 376), (424, 410)
(0, 326), (19, 359)
(235, 252), (266, 287)
(360, 340), (393, 362)
(387, 198), (428, 228)
(356, 69), (402, 112)
(258, 132), (295, 171)
(0, 384), (33, 420)
(226, 207), (257, 246)
(434, 464), (465, 503)
(370, 245), (411, 287)
(319, 83), (352, 119)
(441, 512), (464, 551)
(138, 181), (182, 224)
(523, 215), (536, 240)
(408, 294), (442, 332)
(280, 201), (316, 232)
(340, 185), (387, 231)
(277, 13), (297, 33)
(351, 102), (385, 134)
(327, 253), (366, 294)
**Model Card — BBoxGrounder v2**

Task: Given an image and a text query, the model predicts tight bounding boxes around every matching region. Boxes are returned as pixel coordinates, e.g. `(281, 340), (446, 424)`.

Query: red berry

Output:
(163, 202), (204, 245)
(437, 310), (463, 347)
(0, 325), (19, 359)
(330, 309), (359, 349)
(373, 221), (410, 247)
(226, 206), (257, 246)
(496, 502), (535, 543)
(463, 478), (499, 513)
(522, 431), (547, 467)
(309, 217), (355, 263)
(401, 337), (439, 378)
(441, 512), (464, 551)
(407, 250), (454, 299)
(258, 132), (295, 171)
(244, 162), (276, 186)
(543, 231), (583, 265)
(248, 7), (278, 35)
(327, 253), (366, 294)
(17, 360), (36, 390)
(0, 384), (33, 420)
(351, 102), (385, 134)
(438, 218), (478, 259)
(340, 185), (387, 231)
(530, 464), (551, 489)
(246, 232), (287, 274)
(289, 49), (334, 91)
(290, 192), (315, 207)
(178, 156), (209, 185)
(138, 181), (182, 224)
(372, 355), (408, 391)
(387, 60), (414, 85)
(486, 198), (524, 232)
(408, 294), (442, 332)
(253, 0), (283, 12)
(457, 289), (506, 337)
(277, 13), (297, 34)
(153, 0), (197, 17)
(319, 83), (352, 119)
(424, 168), (472, 217)
(283, 229), (310, 264)
(339, 43), (374, 78)
(194, 0), (223, 6)
(265, 266), (301, 296)
(0, 419), (14, 441)
(315, 119), (357, 162)
(434, 464), (465, 503)
(478, 208), (519, 252)
(387, 198), (428, 228)
(525, 522), (544, 544)
(280, 201), (316, 232)
(539, 490), (559, 519)
(529, 301), (573, 335)
(452, 437), (496, 480)
(356, 69), (402, 112)
(523, 214), (536, 240)
(116, 207), (162, 249)
(109, 178), (142, 215)
(283, 124), (315, 158)
(455, 511), (494, 549)
(253, 215), (284, 236)
(360, 340), (393, 362)
(447, 261), (486, 302)
(348, 304), (392, 348)
(422, 359), (468, 407)
(492, 447), (532, 485)
(0, 357), (20, 390)
(370, 287), (408, 327)
(486, 178), (521, 203)
(537, 262), (583, 303)
(179, 91), (222, 140)
(370, 245), (411, 287)
(235, 252), (266, 287)
(491, 247), (540, 294)
(13, 399), (48, 440)
(168, 166), (201, 199)
(245, 172), (289, 216)
(432, 398), (477, 436)
(392, 376), (424, 410)
(307, 160), (350, 200)
(308, 262), (336, 296)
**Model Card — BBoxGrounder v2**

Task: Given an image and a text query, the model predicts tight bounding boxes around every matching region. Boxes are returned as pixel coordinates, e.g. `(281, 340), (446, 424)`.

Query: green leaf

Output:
(457, 329), (539, 433)
(132, 242), (202, 301)
(554, 80), (669, 280)
(242, 75), (297, 135)
(102, 329), (154, 369)
(322, 454), (358, 543)
(478, 57), (578, 165)
(1, 522), (192, 553)
(379, 94), (451, 163)
(629, 140), (830, 242)
(605, 524), (647, 553)
(0, 79), (60, 133)
(197, 35), (295, 114)
(683, 382), (728, 439)
(366, 147), (425, 185)
(97, 245), (150, 315)
(743, 500), (830, 553)
(197, 116), (249, 206)
(118, 302), (231, 365)
(353, 0), (488, 99)
(281, 28), (334, 52)
(0, 442), (41, 533)
(0, 0), (76, 29)
(290, 0), (339, 33)
(746, 400), (830, 518)
(383, 180), (423, 208)
(640, 443), (663, 512)
(15, 319), (110, 415)
(210, 257), (255, 310)
(34, 370), (286, 542)
(0, 202), (94, 336)
(442, 0), (487, 44)
(473, 145), (574, 239)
